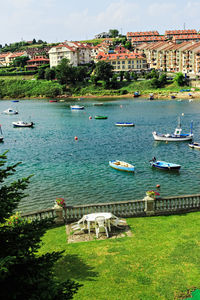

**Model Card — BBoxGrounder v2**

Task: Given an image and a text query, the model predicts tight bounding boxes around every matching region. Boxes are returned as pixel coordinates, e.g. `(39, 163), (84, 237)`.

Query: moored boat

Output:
(3, 108), (18, 115)
(133, 92), (140, 97)
(115, 122), (134, 127)
(189, 142), (200, 149)
(95, 115), (107, 119)
(150, 160), (181, 170)
(49, 100), (57, 103)
(70, 105), (84, 110)
(149, 93), (154, 100)
(12, 121), (34, 128)
(152, 118), (193, 142)
(93, 103), (104, 106)
(11, 100), (19, 103)
(109, 160), (135, 172)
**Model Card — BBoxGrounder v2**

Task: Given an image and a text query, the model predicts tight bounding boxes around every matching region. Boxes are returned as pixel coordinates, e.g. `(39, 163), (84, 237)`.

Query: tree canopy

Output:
(0, 151), (81, 299)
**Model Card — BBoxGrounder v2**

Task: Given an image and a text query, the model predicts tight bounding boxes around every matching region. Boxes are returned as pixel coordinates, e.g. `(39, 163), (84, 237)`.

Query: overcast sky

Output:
(0, 0), (200, 45)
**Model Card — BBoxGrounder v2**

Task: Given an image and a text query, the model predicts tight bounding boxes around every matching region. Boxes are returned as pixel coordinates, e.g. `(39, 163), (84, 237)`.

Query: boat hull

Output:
(109, 160), (135, 172)
(13, 122), (34, 128)
(115, 122), (134, 127)
(95, 116), (107, 119)
(70, 105), (84, 110)
(150, 161), (181, 170)
(189, 143), (200, 149)
(152, 132), (193, 141)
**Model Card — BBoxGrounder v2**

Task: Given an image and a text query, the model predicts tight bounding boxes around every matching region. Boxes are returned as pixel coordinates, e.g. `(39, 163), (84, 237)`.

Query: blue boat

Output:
(70, 105), (84, 110)
(133, 92), (140, 97)
(115, 122), (134, 127)
(150, 160), (181, 171)
(109, 160), (135, 172)
(12, 100), (19, 103)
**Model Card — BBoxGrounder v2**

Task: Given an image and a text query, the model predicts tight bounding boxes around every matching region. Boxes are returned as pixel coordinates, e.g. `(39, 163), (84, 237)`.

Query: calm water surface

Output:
(1, 98), (200, 212)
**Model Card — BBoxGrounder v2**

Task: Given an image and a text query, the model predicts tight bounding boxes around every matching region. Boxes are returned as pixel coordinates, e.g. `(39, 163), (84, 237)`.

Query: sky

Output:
(0, 0), (200, 45)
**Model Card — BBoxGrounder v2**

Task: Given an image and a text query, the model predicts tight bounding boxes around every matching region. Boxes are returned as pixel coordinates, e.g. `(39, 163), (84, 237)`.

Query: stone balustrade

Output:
(21, 194), (200, 224)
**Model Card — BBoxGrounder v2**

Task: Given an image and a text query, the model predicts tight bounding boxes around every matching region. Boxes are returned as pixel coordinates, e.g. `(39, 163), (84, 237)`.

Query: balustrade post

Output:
(144, 195), (155, 216)
(53, 204), (64, 224)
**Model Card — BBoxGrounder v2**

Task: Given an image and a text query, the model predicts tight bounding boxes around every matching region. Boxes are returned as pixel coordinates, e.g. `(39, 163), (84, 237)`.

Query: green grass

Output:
(38, 212), (200, 300)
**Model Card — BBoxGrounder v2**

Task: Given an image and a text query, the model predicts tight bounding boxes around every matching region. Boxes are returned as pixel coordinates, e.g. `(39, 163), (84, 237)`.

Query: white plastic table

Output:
(78, 212), (114, 234)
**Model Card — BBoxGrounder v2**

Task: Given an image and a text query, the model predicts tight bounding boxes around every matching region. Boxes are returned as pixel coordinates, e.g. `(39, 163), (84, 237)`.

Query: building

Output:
(26, 55), (50, 70)
(48, 41), (92, 67)
(134, 40), (200, 76)
(96, 52), (147, 72)
(127, 31), (159, 41)
(95, 32), (111, 39)
(6, 51), (28, 65)
(0, 52), (12, 67)
(165, 29), (197, 39)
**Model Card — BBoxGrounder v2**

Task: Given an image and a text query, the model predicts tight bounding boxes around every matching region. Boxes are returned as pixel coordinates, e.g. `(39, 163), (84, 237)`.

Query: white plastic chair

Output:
(111, 218), (126, 227)
(95, 216), (109, 238)
(71, 222), (86, 232)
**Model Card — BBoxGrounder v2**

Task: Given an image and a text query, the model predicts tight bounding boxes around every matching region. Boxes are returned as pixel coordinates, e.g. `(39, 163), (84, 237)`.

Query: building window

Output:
(118, 66), (120, 69)
(122, 61), (125, 64)
(122, 65), (125, 69)
(112, 61), (116, 64)
(118, 61), (120, 64)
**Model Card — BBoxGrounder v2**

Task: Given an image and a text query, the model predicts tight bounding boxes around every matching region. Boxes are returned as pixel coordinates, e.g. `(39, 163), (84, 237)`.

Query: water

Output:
(1, 98), (200, 213)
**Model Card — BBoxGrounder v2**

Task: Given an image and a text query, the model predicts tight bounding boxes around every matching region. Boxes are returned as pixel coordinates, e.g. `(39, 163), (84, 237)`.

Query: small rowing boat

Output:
(150, 160), (181, 171)
(95, 115), (107, 119)
(189, 142), (200, 150)
(109, 160), (135, 172)
(70, 105), (84, 110)
(115, 122), (134, 127)
(0, 125), (3, 142)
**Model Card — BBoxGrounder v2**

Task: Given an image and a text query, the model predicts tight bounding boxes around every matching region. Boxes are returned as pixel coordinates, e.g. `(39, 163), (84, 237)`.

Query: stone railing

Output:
(21, 194), (200, 224)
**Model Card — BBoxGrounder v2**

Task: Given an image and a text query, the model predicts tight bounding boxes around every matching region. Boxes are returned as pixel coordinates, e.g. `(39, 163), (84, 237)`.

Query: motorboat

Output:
(189, 142), (200, 150)
(115, 122), (134, 127)
(3, 108), (18, 115)
(0, 125), (3, 142)
(49, 100), (57, 103)
(11, 100), (19, 103)
(149, 93), (154, 100)
(12, 121), (34, 128)
(95, 115), (107, 119)
(152, 118), (193, 142)
(150, 160), (181, 171)
(109, 160), (135, 172)
(70, 105), (84, 110)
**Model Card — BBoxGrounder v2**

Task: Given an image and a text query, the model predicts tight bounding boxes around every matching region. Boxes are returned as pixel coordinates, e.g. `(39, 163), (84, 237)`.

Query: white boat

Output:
(115, 122), (134, 127)
(109, 160), (135, 172)
(12, 121), (34, 128)
(189, 142), (200, 150)
(0, 125), (3, 142)
(150, 160), (181, 170)
(152, 118), (193, 142)
(70, 105), (84, 110)
(3, 108), (18, 115)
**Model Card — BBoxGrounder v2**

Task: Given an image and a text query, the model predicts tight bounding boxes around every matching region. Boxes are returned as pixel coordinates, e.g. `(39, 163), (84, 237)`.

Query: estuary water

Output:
(1, 98), (200, 213)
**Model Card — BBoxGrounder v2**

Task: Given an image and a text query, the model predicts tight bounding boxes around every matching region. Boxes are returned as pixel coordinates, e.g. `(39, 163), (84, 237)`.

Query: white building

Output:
(48, 42), (92, 68)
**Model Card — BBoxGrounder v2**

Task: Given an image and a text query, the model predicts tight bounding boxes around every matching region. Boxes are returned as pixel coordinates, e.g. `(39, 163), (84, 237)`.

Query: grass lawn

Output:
(38, 212), (200, 300)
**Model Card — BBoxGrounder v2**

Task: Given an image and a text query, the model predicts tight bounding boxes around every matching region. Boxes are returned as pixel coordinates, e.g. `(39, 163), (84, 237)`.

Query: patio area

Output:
(66, 217), (132, 243)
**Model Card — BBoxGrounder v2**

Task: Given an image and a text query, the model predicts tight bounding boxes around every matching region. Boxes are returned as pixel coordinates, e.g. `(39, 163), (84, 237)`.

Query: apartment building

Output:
(96, 52), (147, 72)
(165, 29), (197, 39)
(6, 51), (28, 65)
(48, 42), (92, 67)
(26, 55), (50, 70)
(135, 40), (200, 75)
(127, 31), (159, 41)
(0, 52), (12, 66)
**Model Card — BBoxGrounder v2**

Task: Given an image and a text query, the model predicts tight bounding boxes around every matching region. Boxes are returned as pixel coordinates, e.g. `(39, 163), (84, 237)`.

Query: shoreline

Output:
(1, 91), (200, 101)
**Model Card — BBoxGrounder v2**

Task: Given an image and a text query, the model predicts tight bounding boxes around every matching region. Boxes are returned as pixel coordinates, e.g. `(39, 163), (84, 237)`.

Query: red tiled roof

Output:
(127, 31), (159, 37)
(165, 29), (197, 35)
(27, 58), (49, 63)
(173, 34), (200, 40)
(131, 36), (166, 42)
(9, 52), (26, 58)
(97, 52), (145, 61)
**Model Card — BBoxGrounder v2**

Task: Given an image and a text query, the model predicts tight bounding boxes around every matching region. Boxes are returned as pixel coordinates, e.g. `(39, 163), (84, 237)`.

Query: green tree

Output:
(124, 71), (131, 81)
(0, 151), (81, 300)
(94, 61), (113, 86)
(108, 29), (119, 38)
(45, 67), (56, 81)
(13, 56), (29, 68)
(32, 38), (37, 44)
(119, 71), (124, 82)
(174, 72), (187, 86)
(55, 58), (74, 85)
(131, 72), (138, 81)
